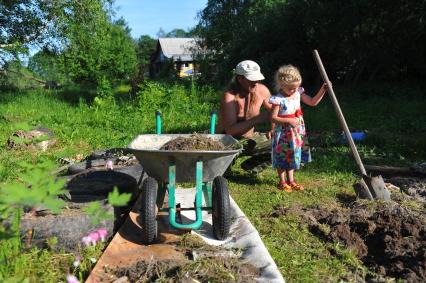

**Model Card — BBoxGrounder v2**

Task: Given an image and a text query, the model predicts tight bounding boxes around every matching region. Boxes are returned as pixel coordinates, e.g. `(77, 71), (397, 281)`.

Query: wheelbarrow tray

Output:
(128, 134), (241, 183)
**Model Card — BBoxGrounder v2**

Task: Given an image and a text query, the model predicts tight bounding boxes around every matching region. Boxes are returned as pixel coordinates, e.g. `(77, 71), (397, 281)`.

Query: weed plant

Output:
(0, 81), (425, 282)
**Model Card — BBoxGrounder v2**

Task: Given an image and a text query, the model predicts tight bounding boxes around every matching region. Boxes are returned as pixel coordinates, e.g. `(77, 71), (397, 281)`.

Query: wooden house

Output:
(150, 38), (201, 78)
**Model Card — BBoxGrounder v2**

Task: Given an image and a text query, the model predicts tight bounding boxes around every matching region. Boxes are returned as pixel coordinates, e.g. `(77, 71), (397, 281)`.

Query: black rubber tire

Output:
(212, 176), (231, 240)
(140, 177), (158, 244)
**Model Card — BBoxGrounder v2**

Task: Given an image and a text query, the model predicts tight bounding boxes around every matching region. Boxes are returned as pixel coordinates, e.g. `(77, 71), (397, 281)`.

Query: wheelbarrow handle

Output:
(313, 50), (367, 176)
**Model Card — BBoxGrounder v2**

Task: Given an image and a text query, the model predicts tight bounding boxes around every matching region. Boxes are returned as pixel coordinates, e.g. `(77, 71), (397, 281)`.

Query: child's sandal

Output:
(278, 181), (292, 192)
(289, 182), (304, 191)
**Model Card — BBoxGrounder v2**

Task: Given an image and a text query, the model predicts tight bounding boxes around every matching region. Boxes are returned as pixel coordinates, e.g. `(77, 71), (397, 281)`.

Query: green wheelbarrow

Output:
(127, 111), (242, 244)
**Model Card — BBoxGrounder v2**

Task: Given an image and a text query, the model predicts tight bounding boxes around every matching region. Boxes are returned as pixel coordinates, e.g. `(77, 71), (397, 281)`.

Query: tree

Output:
(165, 28), (191, 38)
(156, 28), (193, 38)
(1, 0), (137, 90)
(59, 0), (137, 85)
(197, 0), (426, 85)
(28, 48), (66, 84)
(136, 35), (157, 78)
(0, 0), (61, 66)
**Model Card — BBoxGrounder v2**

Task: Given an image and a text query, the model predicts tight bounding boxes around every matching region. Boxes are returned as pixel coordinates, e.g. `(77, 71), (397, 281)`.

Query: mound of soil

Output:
(108, 257), (258, 283)
(386, 177), (426, 205)
(7, 127), (56, 151)
(160, 134), (225, 151)
(104, 235), (259, 282)
(271, 199), (426, 282)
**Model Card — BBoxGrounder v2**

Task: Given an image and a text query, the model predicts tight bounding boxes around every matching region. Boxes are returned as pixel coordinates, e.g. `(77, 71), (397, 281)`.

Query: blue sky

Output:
(113, 0), (208, 39)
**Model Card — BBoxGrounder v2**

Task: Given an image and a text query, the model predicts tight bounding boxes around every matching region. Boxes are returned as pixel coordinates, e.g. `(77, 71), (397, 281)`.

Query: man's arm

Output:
(260, 84), (273, 111)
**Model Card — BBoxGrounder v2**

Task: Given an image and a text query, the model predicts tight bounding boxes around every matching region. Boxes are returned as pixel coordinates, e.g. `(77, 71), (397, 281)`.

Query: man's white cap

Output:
(235, 60), (265, 81)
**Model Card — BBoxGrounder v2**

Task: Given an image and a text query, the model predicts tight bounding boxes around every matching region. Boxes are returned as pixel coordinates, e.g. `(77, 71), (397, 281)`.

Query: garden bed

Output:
(270, 177), (426, 282)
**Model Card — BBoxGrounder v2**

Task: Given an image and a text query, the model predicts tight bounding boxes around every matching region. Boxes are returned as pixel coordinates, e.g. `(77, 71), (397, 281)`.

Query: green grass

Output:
(0, 237), (105, 282)
(227, 158), (363, 282)
(0, 81), (425, 282)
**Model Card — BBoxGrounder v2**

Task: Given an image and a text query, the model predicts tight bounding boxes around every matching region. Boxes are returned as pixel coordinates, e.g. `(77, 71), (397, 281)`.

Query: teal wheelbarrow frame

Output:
(128, 111), (242, 244)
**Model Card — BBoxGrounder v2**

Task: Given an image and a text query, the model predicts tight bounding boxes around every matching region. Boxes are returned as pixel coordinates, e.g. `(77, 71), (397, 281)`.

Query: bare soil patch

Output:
(104, 235), (259, 282)
(386, 177), (426, 206)
(6, 127), (56, 151)
(160, 134), (225, 151)
(270, 177), (426, 282)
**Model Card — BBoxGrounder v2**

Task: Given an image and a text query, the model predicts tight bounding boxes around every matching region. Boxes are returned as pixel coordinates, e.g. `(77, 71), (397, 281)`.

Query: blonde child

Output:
(269, 65), (328, 192)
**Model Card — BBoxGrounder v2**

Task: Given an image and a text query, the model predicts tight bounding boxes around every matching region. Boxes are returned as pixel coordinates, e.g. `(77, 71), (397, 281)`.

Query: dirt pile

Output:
(387, 177), (426, 205)
(6, 127), (56, 151)
(108, 256), (258, 283)
(104, 235), (259, 282)
(160, 134), (225, 151)
(271, 201), (426, 282)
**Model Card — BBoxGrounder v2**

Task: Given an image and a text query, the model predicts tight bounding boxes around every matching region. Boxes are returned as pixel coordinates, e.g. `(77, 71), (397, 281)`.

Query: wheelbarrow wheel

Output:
(140, 177), (158, 244)
(212, 176), (231, 240)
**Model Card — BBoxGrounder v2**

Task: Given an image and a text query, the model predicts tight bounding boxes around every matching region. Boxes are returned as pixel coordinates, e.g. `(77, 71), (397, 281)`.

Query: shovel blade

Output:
(362, 175), (391, 200)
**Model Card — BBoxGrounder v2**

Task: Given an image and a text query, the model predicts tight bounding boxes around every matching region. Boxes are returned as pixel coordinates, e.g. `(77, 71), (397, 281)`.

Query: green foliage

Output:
(0, 159), (67, 230)
(0, 135), (130, 281)
(83, 187), (131, 225)
(108, 187), (132, 207)
(0, 160), (67, 281)
(157, 28), (194, 38)
(82, 202), (112, 225)
(10, 122), (32, 132)
(59, 1), (137, 86)
(133, 35), (157, 85)
(136, 80), (215, 131)
(0, 0), (59, 65)
(0, 160), (66, 232)
(155, 59), (179, 80)
(0, 236), (105, 282)
(1, 1), (138, 96)
(27, 48), (67, 85)
(0, 61), (42, 91)
(93, 76), (114, 107)
(197, 0), (426, 85)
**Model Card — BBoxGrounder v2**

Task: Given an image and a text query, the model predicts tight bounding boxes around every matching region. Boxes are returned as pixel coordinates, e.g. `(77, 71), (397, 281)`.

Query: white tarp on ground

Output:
(175, 188), (285, 283)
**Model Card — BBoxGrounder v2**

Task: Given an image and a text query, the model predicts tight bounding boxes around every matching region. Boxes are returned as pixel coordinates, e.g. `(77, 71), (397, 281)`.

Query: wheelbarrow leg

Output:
(156, 182), (167, 210)
(202, 182), (213, 209)
(168, 161), (203, 230)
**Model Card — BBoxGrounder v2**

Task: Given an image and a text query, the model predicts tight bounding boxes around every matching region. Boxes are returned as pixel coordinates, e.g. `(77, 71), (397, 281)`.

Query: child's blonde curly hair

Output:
(274, 64), (302, 92)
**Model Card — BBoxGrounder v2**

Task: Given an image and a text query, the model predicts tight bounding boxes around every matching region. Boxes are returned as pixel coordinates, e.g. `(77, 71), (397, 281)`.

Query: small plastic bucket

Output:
(341, 131), (366, 143)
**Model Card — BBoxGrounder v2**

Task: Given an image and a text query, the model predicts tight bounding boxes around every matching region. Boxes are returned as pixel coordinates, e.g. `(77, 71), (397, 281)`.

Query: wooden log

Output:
(365, 165), (425, 177)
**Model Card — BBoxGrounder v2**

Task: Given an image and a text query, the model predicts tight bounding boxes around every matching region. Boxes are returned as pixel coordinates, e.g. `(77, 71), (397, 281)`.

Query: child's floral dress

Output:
(269, 87), (311, 170)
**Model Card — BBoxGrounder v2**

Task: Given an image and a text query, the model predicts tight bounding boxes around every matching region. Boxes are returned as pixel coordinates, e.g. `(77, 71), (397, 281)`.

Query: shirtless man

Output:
(217, 60), (272, 138)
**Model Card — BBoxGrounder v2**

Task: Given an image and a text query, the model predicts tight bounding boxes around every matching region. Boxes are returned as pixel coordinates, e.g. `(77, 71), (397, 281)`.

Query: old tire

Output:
(212, 176), (231, 240)
(140, 177), (158, 244)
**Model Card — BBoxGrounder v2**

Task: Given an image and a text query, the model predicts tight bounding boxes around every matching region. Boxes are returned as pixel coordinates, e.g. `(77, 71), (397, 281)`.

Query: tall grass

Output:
(0, 81), (219, 181)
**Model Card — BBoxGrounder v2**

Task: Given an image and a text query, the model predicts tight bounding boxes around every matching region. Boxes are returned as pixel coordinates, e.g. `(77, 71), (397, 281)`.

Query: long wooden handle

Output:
(313, 50), (367, 176)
